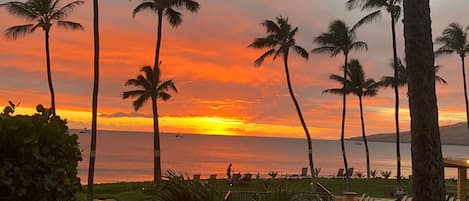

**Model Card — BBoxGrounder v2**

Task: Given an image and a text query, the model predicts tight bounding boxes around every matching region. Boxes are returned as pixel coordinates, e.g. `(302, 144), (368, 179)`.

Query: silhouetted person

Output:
(226, 163), (232, 181)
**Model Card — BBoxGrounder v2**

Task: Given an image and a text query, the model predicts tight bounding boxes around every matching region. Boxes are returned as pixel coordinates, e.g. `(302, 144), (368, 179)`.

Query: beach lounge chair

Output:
(231, 173), (241, 183)
(346, 168), (354, 177)
(336, 168), (344, 178)
(358, 193), (367, 201)
(241, 173), (252, 182)
(300, 167), (308, 179)
(193, 174), (200, 181)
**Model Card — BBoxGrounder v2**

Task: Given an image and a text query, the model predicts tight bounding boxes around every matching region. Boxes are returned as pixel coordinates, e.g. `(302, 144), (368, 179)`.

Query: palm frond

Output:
(323, 88), (347, 95)
(248, 36), (277, 49)
(329, 74), (346, 83)
(157, 80), (178, 94)
(182, 0), (199, 12)
(1, 1), (37, 20)
(352, 10), (382, 32)
(253, 48), (276, 67)
(292, 45), (308, 59)
(434, 48), (454, 57)
(132, 2), (157, 18)
(391, 5), (402, 21)
(57, 21), (83, 30)
(133, 93), (151, 111)
(5, 24), (35, 39)
(261, 20), (281, 34)
(122, 90), (146, 99)
(435, 75), (447, 85)
(158, 92), (172, 101)
(350, 41), (368, 52)
(165, 8), (182, 27)
(311, 46), (339, 56)
(53, 0), (84, 20)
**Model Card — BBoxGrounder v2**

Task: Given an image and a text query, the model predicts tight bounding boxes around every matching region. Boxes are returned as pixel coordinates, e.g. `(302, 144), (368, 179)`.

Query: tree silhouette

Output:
(324, 59), (378, 179)
(346, 0), (404, 192)
(248, 16), (317, 191)
(87, 0), (100, 199)
(132, 0), (199, 68)
(435, 23), (469, 132)
(312, 20), (367, 188)
(403, 0), (445, 199)
(123, 64), (177, 183)
(1, 0), (84, 116)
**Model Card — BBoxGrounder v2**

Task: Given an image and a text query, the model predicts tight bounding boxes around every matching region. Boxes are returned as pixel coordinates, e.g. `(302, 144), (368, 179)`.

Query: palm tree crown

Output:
(248, 16), (309, 65)
(346, 0), (402, 30)
(132, 0), (199, 27)
(123, 65), (177, 110)
(435, 23), (469, 57)
(1, 0), (84, 39)
(380, 58), (447, 88)
(312, 20), (367, 56)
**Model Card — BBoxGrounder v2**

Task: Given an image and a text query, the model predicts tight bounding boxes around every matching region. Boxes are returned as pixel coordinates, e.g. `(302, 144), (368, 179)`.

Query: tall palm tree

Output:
(123, 64), (177, 183)
(435, 23), (469, 132)
(248, 16), (317, 191)
(403, 0), (445, 200)
(323, 59), (378, 179)
(132, 0), (199, 68)
(312, 20), (367, 187)
(1, 0), (84, 116)
(345, 0), (404, 192)
(87, 0), (99, 199)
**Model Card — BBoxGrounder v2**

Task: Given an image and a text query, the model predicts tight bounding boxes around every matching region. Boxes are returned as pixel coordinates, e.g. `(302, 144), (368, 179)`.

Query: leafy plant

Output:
(355, 171), (363, 178)
(268, 171), (278, 179)
(370, 170), (377, 178)
(314, 168), (321, 177)
(0, 103), (82, 200)
(381, 171), (392, 180)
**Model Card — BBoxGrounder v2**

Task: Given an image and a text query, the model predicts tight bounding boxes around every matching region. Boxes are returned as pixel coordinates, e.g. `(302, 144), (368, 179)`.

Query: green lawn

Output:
(76, 178), (463, 201)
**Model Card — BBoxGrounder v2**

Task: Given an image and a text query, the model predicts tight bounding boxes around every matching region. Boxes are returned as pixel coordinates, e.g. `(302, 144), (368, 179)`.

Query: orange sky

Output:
(1, 0), (469, 139)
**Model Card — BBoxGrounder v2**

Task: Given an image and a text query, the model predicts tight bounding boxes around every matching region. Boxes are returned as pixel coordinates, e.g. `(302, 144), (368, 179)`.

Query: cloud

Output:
(99, 112), (152, 118)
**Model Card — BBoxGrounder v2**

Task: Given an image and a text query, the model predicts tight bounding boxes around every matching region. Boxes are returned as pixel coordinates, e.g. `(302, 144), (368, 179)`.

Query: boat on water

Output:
(79, 128), (90, 134)
(175, 134), (183, 138)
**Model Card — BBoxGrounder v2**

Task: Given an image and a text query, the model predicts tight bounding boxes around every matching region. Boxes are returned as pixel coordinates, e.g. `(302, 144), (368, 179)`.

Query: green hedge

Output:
(0, 104), (82, 201)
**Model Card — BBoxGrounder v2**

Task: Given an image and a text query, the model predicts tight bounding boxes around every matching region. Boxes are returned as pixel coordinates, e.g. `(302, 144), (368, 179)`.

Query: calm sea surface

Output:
(75, 130), (469, 184)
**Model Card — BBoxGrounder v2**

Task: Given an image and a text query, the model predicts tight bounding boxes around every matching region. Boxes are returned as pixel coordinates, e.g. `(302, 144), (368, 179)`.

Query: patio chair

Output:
(300, 167), (308, 179)
(346, 168), (354, 177)
(336, 168), (344, 178)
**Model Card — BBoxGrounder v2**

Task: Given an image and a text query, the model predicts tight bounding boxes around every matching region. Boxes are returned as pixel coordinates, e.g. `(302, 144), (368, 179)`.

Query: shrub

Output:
(381, 170), (392, 180)
(0, 104), (82, 201)
(157, 171), (224, 201)
(268, 171), (278, 179)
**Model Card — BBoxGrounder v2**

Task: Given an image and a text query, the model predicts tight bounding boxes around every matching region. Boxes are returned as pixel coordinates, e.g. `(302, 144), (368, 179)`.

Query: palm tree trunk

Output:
(460, 55), (469, 131)
(87, 0), (99, 200)
(152, 96), (162, 183)
(341, 53), (350, 190)
(283, 53), (317, 192)
(154, 10), (163, 69)
(403, 0), (445, 200)
(358, 96), (370, 179)
(390, 14), (402, 193)
(44, 30), (56, 116)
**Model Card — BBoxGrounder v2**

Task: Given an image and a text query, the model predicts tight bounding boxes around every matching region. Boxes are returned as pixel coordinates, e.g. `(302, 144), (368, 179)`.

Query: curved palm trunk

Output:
(283, 54), (317, 192)
(403, 0), (445, 200)
(358, 96), (370, 179)
(151, 96), (162, 183)
(341, 53), (350, 190)
(154, 10), (163, 68)
(390, 14), (402, 193)
(87, 0), (99, 200)
(460, 56), (469, 131)
(44, 30), (56, 116)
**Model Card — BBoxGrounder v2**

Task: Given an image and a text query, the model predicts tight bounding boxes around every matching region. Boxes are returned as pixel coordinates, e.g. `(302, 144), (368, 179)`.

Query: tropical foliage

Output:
(248, 16), (317, 191)
(123, 64), (177, 183)
(0, 103), (82, 201)
(0, 0), (84, 116)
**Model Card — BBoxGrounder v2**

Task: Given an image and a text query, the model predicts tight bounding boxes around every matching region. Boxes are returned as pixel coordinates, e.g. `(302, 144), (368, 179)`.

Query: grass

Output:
(76, 178), (463, 201)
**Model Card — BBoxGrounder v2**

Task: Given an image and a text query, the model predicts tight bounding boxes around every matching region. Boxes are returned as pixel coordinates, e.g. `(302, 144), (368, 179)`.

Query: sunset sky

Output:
(1, 0), (469, 139)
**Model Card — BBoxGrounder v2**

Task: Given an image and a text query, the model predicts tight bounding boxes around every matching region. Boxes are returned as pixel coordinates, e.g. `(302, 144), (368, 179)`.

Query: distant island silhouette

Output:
(348, 122), (469, 146)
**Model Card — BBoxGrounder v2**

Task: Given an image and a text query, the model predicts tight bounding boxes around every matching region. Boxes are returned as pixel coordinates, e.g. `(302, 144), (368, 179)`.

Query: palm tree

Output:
(323, 59), (378, 179)
(87, 0), (99, 199)
(312, 20), (367, 187)
(248, 16), (317, 191)
(435, 23), (469, 132)
(1, 0), (84, 116)
(132, 0), (199, 68)
(403, 0), (445, 200)
(123, 64), (177, 183)
(345, 0), (404, 192)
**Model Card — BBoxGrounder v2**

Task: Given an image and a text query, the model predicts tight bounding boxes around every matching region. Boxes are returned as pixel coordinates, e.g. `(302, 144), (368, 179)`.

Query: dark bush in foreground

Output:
(0, 104), (82, 201)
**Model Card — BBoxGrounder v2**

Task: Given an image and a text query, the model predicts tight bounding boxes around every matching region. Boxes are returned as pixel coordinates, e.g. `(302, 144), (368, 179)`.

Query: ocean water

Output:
(75, 130), (469, 184)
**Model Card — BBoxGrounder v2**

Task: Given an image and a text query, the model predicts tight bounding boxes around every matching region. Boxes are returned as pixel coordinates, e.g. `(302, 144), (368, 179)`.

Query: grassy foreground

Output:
(76, 178), (462, 201)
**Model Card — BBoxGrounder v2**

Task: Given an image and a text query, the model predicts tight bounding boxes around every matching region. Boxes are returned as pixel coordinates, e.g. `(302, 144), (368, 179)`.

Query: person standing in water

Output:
(227, 163), (232, 182)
